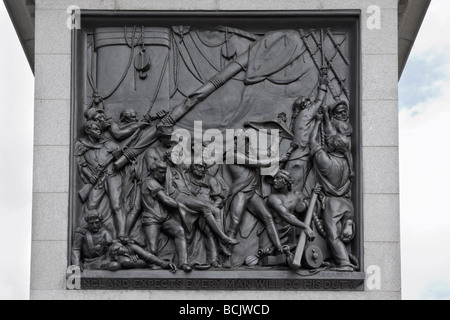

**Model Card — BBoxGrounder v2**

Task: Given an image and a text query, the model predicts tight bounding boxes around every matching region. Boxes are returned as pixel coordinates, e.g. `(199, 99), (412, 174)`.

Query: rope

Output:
(299, 29), (340, 100)
(189, 32), (221, 72)
(124, 25), (142, 48)
(192, 29), (246, 81)
(172, 32), (205, 84)
(313, 212), (327, 238)
(170, 32), (180, 98)
(146, 50), (170, 117)
(320, 122), (326, 148)
(326, 29), (350, 65)
(309, 30), (350, 100)
(87, 36), (101, 108)
(126, 51), (170, 151)
(295, 265), (331, 276)
(225, 27), (230, 58)
(131, 179), (138, 210)
(194, 29), (227, 47)
(101, 26), (139, 100)
(216, 25), (258, 41)
(86, 26), (140, 106)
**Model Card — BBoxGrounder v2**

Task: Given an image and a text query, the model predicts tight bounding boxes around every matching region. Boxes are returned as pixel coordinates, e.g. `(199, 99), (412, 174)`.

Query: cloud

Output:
(399, 1), (450, 298)
(399, 54), (448, 110)
(400, 0), (450, 111)
(409, 0), (450, 56)
(421, 281), (450, 300)
(398, 0), (450, 300)
(0, 0), (449, 301)
(0, 205), (31, 300)
(399, 61), (450, 298)
(0, 2), (34, 300)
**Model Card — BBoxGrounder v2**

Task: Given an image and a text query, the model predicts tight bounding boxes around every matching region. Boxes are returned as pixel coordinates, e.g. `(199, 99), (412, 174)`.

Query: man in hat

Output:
(84, 108), (111, 132)
(144, 124), (176, 174)
(124, 124), (177, 236)
(96, 108), (150, 237)
(223, 133), (286, 255)
(266, 170), (316, 243)
(183, 161), (228, 268)
(309, 112), (356, 271)
(71, 210), (119, 271)
(322, 101), (354, 180)
(140, 161), (192, 272)
(107, 241), (176, 272)
(163, 147), (239, 249)
(283, 75), (329, 193)
(74, 120), (127, 241)
(85, 107), (152, 144)
(109, 108), (149, 143)
(325, 100), (353, 148)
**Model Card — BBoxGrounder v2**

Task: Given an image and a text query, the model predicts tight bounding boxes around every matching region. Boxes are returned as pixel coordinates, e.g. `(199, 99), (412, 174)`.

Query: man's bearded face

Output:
(87, 219), (102, 233)
(333, 106), (348, 121)
(192, 164), (206, 178)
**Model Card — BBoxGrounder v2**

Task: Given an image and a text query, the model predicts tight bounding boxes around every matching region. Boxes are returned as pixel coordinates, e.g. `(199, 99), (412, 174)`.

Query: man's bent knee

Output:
(172, 226), (186, 239)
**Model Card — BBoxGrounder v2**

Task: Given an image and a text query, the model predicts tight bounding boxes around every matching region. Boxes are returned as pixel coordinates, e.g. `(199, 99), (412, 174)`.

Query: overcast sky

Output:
(0, 2), (33, 300)
(399, 0), (450, 300)
(0, 1), (449, 300)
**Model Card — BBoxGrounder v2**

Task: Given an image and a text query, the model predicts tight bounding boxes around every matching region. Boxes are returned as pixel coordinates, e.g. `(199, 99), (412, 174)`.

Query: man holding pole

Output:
(309, 111), (356, 272)
(75, 120), (127, 241)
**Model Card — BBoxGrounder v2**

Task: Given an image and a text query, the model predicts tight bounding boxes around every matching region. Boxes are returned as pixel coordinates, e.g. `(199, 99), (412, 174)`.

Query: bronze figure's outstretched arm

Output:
(113, 52), (249, 170)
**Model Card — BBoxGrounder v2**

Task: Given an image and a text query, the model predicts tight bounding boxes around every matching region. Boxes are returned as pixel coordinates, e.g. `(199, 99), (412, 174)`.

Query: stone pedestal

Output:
(31, 0), (400, 300)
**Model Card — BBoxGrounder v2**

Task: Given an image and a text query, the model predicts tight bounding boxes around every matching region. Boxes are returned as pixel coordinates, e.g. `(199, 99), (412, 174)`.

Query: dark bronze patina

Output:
(69, 11), (363, 290)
